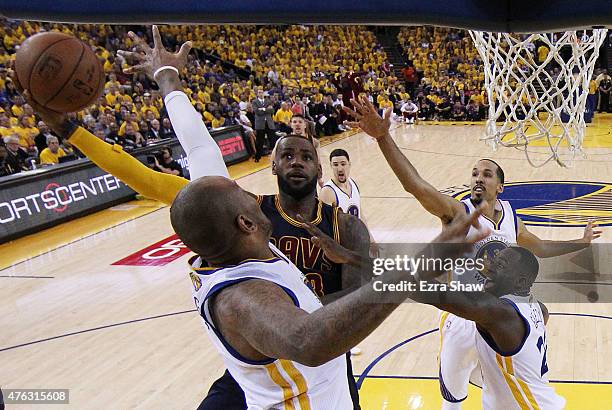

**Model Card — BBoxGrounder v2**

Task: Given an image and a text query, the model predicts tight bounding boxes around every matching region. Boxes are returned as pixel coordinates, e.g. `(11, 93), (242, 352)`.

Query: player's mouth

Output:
(473, 185), (485, 194)
(287, 171), (308, 182)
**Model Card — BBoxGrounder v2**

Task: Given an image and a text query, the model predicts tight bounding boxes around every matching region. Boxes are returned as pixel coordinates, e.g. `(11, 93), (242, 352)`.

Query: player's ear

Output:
(271, 160), (277, 175)
(497, 184), (504, 194)
(317, 164), (322, 180)
(236, 214), (257, 234)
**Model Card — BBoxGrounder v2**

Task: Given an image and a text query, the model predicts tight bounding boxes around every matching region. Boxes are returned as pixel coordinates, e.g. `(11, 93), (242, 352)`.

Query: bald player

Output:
(170, 173), (491, 408)
(345, 95), (601, 409)
(18, 27), (368, 409)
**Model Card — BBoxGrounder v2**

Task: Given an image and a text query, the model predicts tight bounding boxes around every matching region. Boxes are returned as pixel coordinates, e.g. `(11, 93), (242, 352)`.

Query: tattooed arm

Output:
(209, 205), (487, 367)
(319, 212), (371, 304)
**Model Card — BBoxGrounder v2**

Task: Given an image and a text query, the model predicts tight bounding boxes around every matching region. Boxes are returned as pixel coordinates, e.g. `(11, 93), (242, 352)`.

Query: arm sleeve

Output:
(68, 127), (187, 205)
(163, 91), (230, 180)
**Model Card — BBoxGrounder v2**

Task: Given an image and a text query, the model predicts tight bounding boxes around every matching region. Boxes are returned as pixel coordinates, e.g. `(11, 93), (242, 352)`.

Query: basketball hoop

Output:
(469, 29), (607, 167)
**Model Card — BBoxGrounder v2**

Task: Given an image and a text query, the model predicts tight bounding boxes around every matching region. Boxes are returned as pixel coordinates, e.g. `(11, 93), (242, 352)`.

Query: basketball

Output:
(15, 32), (104, 113)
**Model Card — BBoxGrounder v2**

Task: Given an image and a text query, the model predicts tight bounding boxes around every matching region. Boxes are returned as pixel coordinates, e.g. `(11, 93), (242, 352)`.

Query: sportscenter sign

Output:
(0, 126), (248, 242)
(0, 166), (135, 242)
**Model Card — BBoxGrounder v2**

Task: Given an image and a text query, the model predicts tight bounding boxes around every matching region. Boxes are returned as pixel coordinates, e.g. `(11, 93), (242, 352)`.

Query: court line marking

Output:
(0, 275), (55, 279)
(0, 206), (167, 272)
(354, 374), (612, 385)
(0, 309), (197, 353)
(356, 312), (612, 389)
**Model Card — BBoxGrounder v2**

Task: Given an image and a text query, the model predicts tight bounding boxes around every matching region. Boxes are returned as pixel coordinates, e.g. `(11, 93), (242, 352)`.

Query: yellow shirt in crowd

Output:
(40, 147), (67, 164)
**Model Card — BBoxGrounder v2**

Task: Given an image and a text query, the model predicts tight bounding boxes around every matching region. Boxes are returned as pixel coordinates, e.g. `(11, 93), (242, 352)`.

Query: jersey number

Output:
(536, 335), (549, 377)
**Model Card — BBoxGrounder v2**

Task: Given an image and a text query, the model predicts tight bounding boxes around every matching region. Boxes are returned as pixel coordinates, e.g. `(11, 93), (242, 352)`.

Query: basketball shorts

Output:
(438, 312), (480, 403)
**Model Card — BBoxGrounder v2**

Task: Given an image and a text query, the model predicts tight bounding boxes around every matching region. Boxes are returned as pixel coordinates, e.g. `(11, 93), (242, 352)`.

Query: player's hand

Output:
(296, 214), (362, 266)
(435, 203), (490, 244)
(582, 220), (602, 243)
(343, 94), (392, 139)
(12, 69), (67, 133)
(118, 25), (192, 81)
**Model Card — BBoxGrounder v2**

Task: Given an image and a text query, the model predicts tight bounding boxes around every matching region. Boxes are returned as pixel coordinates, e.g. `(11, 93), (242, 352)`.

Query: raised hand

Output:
(343, 94), (392, 139)
(582, 220), (602, 243)
(435, 202), (490, 245)
(117, 25), (192, 81)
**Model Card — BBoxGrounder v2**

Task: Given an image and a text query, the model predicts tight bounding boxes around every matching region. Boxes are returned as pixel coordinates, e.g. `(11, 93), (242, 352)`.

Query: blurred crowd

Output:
(0, 21), (609, 176)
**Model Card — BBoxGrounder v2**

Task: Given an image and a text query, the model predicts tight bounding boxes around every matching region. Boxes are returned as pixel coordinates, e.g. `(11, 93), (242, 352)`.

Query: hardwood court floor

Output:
(1, 115), (611, 409)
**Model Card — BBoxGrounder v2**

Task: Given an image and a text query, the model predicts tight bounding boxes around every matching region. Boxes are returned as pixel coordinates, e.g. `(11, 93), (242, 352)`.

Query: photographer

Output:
(149, 146), (183, 177)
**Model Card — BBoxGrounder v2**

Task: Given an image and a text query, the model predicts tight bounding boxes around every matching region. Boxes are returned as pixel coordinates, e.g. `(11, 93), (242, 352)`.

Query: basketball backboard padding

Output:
(1, 0), (610, 32)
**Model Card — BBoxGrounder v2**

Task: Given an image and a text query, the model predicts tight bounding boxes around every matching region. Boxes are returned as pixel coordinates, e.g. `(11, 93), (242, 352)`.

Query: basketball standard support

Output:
(1, 0), (610, 32)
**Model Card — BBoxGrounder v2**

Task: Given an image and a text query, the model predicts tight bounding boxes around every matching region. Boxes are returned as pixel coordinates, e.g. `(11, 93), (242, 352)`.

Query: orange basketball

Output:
(15, 32), (105, 113)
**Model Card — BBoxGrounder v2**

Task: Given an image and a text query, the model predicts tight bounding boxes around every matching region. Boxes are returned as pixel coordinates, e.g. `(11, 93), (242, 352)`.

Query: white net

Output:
(469, 29), (607, 167)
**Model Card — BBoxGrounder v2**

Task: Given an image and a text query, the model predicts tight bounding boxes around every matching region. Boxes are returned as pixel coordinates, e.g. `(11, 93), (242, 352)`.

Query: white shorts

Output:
(438, 312), (480, 403)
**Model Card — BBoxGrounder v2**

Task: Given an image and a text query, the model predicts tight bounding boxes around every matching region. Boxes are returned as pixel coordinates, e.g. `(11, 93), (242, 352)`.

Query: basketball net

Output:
(469, 29), (607, 167)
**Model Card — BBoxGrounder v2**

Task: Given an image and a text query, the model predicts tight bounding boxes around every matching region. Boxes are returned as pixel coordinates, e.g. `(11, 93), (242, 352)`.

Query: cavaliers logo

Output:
(448, 181), (612, 227)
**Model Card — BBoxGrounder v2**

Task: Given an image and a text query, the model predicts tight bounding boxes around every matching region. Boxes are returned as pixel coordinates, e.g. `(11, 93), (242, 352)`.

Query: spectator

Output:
(598, 71), (611, 113)
(450, 101), (466, 121)
(34, 121), (58, 154)
(211, 111), (226, 129)
(105, 122), (122, 145)
(151, 146), (183, 177)
(160, 118), (176, 139)
(314, 94), (340, 136)
(251, 88), (277, 161)
(466, 100), (481, 121)
(238, 109), (257, 157)
(141, 92), (160, 119)
(13, 115), (38, 152)
(0, 143), (13, 176)
(3, 135), (29, 172)
(274, 102), (293, 133)
(435, 96), (452, 120)
(121, 122), (145, 149)
(146, 119), (163, 142)
(400, 100), (419, 123)
(39, 135), (67, 165)
(0, 112), (12, 138)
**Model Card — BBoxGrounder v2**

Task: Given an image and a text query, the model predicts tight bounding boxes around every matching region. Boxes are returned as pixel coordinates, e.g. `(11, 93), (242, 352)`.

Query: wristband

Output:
(153, 66), (179, 81)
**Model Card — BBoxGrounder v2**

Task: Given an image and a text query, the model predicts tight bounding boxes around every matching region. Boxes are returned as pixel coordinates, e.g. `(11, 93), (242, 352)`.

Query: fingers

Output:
(117, 50), (145, 63)
(344, 121), (360, 129)
(342, 105), (362, 120)
(152, 25), (163, 51)
(128, 31), (151, 53)
(362, 95), (378, 114)
(350, 98), (366, 116)
(123, 64), (147, 74)
(177, 41), (193, 60)
(295, 214), (324, 237)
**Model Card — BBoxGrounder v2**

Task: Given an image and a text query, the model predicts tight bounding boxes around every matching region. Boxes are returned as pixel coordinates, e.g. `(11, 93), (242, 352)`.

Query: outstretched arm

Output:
(15, 86), (186, 206)
(213, 202), (489, 366)
(119, 26), (229, 181)
(345, 95), (464, 224)
(517, 218), (601, 258)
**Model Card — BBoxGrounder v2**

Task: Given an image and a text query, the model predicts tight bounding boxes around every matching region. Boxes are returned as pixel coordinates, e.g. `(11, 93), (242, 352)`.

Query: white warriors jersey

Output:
(475, 294), (566, 409)
(323, 178), (361, 218)
(189, 243), (353, 410)
(456, 198), (518, 284)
